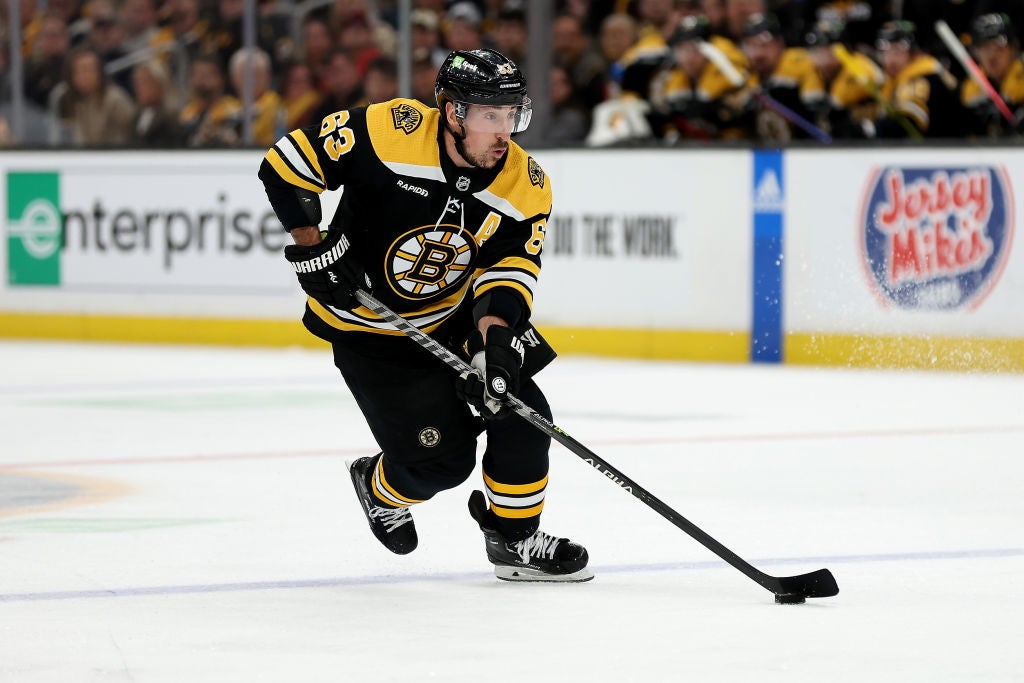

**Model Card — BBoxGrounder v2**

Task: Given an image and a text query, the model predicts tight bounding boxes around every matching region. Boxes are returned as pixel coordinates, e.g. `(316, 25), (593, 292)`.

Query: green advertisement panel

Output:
(7, 172), (61, 286)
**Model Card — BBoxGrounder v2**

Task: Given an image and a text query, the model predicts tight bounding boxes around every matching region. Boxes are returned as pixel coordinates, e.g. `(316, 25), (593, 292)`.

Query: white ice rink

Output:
(1, 340), (1022, 682)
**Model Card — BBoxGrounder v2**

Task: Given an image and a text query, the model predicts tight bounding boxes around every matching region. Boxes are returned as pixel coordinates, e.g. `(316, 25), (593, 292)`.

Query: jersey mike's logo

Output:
(386, 225), (476, 300)
(860, 166), (1014, 310)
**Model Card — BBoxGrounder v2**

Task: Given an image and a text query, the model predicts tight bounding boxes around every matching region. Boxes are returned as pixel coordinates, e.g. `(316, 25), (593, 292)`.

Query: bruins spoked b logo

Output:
(418, 427), (441, 447)
(386, 225), (477, 300)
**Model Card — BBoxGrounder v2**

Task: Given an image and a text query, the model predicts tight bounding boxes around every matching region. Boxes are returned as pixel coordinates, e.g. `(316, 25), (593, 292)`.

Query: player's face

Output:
(879, 44), (910, 78)
(974, 38), (1014, 81)
(809, 45), (839, 83)
(742, 35), (783, 77)
(450, 103), (525, 168)
(675, 41), (706, 80)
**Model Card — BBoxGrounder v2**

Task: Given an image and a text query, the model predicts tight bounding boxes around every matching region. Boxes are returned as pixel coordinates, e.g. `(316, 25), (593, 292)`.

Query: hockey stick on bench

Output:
(935, 20), (1017, 127)
(697, 40), (834, 144)
(353, 289), (839, 603)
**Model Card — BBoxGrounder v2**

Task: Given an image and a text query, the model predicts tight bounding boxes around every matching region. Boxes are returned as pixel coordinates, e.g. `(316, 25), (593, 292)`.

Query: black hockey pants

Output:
(331, 336), (552, 540)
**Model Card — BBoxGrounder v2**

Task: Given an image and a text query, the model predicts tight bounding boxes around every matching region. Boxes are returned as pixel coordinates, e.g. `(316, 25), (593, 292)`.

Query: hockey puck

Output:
(774, 593), (806, 605)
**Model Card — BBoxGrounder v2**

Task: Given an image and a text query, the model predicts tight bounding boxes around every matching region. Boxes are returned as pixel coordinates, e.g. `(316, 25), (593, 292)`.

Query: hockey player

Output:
(740, 13), (827, 142)
(804, 18), (885, 138)
(258, 48), (592, 582)
(874, 21), (964, 138)
(648, 14), (753, 140)
(962, 13), (1024, 137)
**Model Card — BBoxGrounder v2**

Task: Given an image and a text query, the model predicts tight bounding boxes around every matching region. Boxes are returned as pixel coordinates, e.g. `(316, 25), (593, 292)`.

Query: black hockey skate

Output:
(468, 490), (593, 582)
(347, 455), (417, 555)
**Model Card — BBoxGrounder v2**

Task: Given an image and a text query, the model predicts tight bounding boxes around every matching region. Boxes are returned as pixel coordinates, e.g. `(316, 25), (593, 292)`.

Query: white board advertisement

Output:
(2, 151), (297, 318)
(531, 149), (751, 330)
(786, 148), (1023, 337)
(2, 150), (752, 331)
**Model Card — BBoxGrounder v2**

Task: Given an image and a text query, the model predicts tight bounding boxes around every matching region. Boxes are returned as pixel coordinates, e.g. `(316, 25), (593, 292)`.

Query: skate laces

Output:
(369, 505), (414, 533)
(511, 530), (560, 563)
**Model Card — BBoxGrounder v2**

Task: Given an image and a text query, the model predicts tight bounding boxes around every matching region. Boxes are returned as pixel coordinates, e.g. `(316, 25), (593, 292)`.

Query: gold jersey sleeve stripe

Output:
(474, 279), (534, 310)
(483, 471), (548, 495)
(264, 149), (323, 194)
(490, 256), (540, 277)
(490, 500), (545, 519)
(289, 131), (326, 185)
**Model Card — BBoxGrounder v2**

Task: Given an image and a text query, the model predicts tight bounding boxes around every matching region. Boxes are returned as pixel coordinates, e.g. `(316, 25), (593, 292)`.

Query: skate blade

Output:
(494, 565), (594, 583)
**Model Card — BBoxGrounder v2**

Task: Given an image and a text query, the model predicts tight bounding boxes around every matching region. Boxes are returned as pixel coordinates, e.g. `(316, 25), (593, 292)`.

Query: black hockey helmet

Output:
(670, 14), (711, 45)
(876, 20), (917, 51)
(972, 13), (1017, 47)
(742, 13), (783, 42)
(435, 48), (532, 134)
(805, 17), (845, 48)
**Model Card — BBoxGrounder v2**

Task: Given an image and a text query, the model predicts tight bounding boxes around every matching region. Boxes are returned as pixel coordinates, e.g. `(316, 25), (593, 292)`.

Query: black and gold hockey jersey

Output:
(649, 36), (751, 139)
(878, 54), (964, 138)
(961, 56), (1024, 136)
(829, 49), (884, 111)
(259, 98), (552, 342)
(749, 48), (826, 141)
(825, 48), (885, 137)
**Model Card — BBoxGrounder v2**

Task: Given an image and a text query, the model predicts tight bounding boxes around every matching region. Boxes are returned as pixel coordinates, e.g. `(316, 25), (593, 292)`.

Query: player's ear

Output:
(444, 101), (458, 128)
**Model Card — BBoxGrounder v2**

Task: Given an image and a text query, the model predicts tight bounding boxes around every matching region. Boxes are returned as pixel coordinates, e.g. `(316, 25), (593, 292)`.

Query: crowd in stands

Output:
(2, 0), (1024, 148)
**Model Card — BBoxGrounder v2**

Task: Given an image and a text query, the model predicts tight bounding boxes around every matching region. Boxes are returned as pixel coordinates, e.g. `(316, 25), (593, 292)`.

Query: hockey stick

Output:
(832, 43), (923, 140)
(353, 289), (839, 603)
(935, 20), (1017, 126)
(697, 40), (833, 144)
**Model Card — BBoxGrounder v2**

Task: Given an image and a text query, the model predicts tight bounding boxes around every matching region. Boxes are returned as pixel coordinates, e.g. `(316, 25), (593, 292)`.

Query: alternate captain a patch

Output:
(391, 103), (422, 134)
(528, 157), (545, 188)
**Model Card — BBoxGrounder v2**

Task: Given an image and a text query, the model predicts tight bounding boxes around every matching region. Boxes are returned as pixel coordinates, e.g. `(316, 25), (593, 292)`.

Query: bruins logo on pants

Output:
(386, 225), (477, 300)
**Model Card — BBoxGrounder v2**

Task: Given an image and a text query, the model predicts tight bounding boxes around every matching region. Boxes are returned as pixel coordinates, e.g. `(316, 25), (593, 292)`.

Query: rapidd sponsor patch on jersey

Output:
(860, 166), (1014, 310)
(391, 103), (422, 134)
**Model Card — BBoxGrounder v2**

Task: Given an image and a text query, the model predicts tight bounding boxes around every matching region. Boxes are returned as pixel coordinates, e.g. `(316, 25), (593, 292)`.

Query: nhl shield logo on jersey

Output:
(386, 225), (478, 300)
(528, 157), (545, 188)
(860, 166), (1014, 310)
(391, 103), (422, 134)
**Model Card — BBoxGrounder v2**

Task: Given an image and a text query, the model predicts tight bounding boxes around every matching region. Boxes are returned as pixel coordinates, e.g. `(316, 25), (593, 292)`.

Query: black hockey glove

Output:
(284, 229), (367, 310)
(455, 325), (525, 420)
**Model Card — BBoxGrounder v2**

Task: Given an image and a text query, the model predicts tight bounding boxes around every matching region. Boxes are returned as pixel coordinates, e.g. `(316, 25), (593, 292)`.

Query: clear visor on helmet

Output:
(457, 98), (533, 135)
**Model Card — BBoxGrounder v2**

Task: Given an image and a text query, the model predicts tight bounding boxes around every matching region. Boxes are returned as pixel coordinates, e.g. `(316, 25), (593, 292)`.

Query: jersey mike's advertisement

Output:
(860, 165), (1013, 311)
(785, 148), (1024, 339)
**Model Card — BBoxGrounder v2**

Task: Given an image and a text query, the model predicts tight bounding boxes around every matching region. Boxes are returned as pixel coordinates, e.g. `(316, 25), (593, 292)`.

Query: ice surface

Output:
(0, 341), (1021, 682)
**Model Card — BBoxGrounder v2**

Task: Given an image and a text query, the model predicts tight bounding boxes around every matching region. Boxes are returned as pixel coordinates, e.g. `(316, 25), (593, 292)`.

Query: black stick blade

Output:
(773, 568), (839, 599)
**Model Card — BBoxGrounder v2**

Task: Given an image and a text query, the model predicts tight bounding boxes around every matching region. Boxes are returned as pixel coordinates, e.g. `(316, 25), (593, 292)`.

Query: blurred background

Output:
(2, 0), (1024, 373)
(4, 0), (1024, 149)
